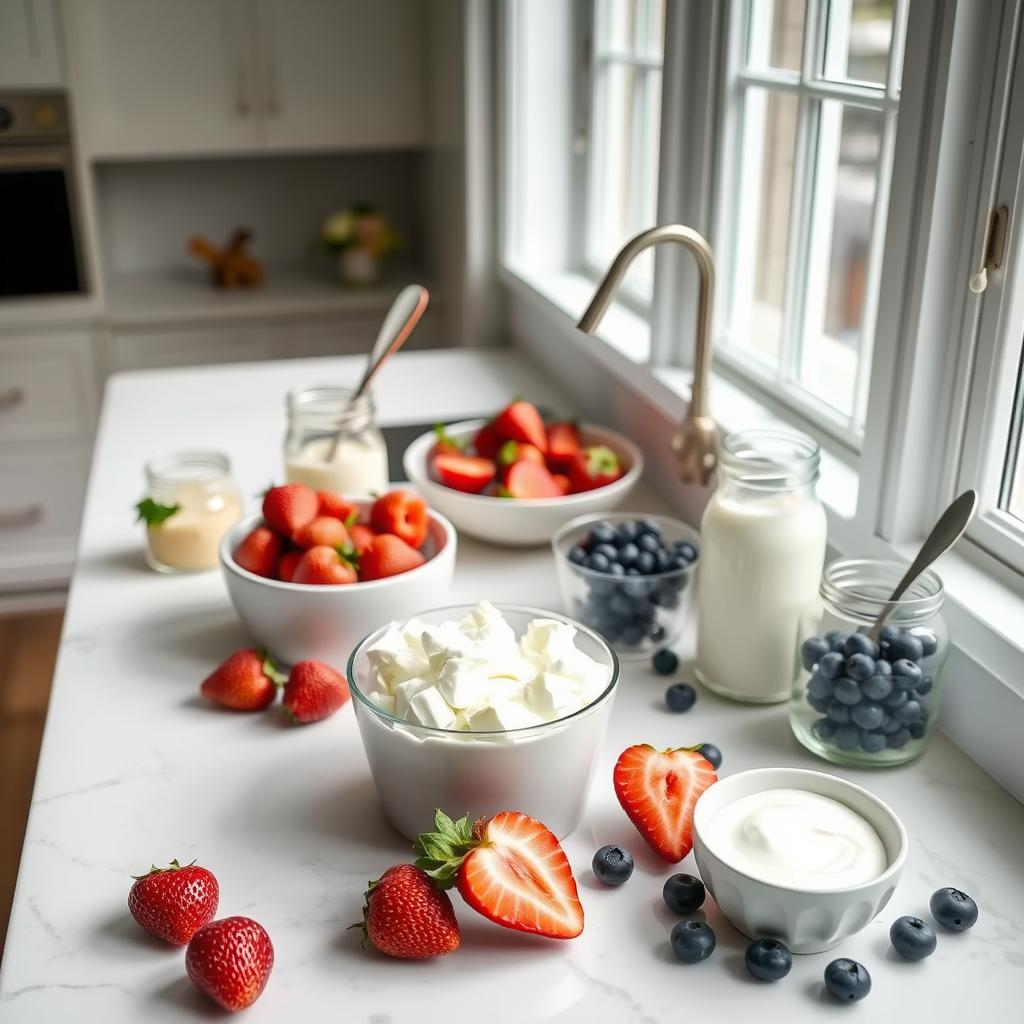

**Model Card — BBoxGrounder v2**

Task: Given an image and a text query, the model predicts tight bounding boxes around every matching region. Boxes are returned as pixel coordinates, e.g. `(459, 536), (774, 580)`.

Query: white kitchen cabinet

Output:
(255, 0), (426, 151)
(109, 323), (274, 371)
(64, 0), (257, 158)
(0, 0), (62, 87)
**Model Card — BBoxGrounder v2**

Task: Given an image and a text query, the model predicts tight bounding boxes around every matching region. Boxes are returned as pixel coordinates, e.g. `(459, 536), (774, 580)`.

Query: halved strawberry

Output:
(262, 483), (318, 536)
(359, 533), (426, 580)
(497, 440), (546, 475)
(370, 490), (429, 549)
(500, 460), (562, 498)
(546, 422), (581, 470)
(234, 526), (283, 578)
(613, 744), (717, 863)
(414, 809), (583, 940)
(432, 452), (496, 494)
(317, 491), (359, 521)
(473, 421), (502, 459)
(292, 515), (349, 550)
(493, 400), (548, 453)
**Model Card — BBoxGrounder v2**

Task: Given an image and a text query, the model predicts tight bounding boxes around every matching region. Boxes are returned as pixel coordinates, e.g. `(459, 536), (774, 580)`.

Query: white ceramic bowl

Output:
(403, 419), (643, 547)
(346, 604), (619, 840)
(692, 767), (908, 954)
(219, 505), (457, 668)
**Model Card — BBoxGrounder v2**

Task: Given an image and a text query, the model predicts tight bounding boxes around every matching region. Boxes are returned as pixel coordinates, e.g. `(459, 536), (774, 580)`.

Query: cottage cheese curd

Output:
(364, 602), (612, 732)
(704, 788), (888, 890)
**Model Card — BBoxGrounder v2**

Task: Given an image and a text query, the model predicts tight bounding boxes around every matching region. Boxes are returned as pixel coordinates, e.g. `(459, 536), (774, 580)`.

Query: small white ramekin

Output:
(692, 767), (908, 954)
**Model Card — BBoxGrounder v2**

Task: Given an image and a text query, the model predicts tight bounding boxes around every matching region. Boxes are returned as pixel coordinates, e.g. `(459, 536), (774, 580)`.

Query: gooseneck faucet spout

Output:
(576, 224), (720, 485)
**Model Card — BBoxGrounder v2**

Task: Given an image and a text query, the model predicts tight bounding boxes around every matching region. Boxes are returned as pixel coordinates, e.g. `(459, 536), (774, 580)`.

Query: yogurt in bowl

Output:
(692, 767), (907, 953)
(347, 602), (619, 839)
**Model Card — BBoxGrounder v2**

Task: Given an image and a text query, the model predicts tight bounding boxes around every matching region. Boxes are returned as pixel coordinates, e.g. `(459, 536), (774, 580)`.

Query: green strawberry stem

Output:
(412, 809), (484, 888)
(433, 423), (465, 450)
(334, 543), (360, 571)
(135, 498), (181, 527)
(131, 857), (194, 880)
(261, 650), (288, 687)
(583, 445), (620, 476)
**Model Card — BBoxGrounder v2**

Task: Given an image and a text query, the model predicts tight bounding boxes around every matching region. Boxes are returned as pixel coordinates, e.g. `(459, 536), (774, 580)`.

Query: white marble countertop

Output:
(1, 349), (1021, 1022)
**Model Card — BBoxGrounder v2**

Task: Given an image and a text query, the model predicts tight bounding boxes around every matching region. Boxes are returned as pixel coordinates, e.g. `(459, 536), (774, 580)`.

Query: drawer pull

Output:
(0, 503), (44, 529)
(0, 387), (25, 412)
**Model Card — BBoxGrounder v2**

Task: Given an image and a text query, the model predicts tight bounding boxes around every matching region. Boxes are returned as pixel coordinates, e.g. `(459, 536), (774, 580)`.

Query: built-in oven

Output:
(0, 92), (86, 299)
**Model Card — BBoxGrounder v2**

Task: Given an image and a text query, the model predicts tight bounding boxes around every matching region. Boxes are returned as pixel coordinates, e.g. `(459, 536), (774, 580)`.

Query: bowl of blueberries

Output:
(552, 513), (699, 658)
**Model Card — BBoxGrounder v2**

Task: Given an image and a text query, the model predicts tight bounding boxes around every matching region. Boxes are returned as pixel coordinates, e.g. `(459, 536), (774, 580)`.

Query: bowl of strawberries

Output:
(219, 484), (456, 666)
(403, 399), (643, 546)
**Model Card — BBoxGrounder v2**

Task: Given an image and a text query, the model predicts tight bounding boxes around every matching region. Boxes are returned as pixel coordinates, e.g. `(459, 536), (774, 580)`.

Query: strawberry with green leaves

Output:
(292, 544), (358, 585)
(431, 423), (465, 458)
(568, 445), (625, 492)
(200, 649), (286, 711)
(128, 859), (219, 945)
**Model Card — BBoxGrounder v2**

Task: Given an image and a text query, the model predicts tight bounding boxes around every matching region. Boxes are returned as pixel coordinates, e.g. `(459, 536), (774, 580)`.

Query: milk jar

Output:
(696, 429), (826, 703)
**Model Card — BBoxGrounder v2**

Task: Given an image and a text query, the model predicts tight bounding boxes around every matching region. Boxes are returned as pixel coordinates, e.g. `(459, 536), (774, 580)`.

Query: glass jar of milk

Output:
(284, 384), (389, 495)
(695, 429), (827, 703)
(790, 558), (948, 767)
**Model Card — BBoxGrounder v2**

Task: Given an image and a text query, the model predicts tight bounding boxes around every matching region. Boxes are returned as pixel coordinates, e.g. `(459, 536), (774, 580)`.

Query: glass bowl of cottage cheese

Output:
(346, 601), (619, 840)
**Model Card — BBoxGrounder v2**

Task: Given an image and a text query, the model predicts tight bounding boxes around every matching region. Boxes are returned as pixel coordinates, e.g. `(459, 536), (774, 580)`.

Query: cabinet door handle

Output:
(0, 503), (44, 529)
(236, 64), (250, 116)
(0, 386), (25, 412)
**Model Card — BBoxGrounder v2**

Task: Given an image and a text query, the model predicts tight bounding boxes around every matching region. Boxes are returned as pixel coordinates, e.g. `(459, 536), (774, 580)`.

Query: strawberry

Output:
(186, 916), (274, 1012)
(500, 460), (562, 498)
(431, 423), (465, 457)
(282, 660), (350, 724)
(128, 859), (219, 945)
(292, 514), (349, 550)
(200, 649), (285, 711)
(316, 490), (359, 521)
(568, 445), (625, 493)
(277, 548), (303, 582)
(292, 545), (358, 585)
(472, 420), (502, 459)
(546, 421), (581, 470)
(349, 523), (376, 555)
(432, 452), (496, 494)
(360, 533), (426, 580)
(414, 809), (584, 939)
(493, 400), (548, 453)
(233, 526), (283, 578)
(496, 440), (546, 481)
(553, 473), (571, 495)
(359, 864), (460, 959)
(370, 490), (429, 549)
(613, 744), (718, 863)
(262, 483), (318, 536)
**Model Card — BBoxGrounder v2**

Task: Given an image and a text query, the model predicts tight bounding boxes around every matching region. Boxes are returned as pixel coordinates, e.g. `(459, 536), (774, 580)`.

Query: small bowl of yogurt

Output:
(692, 767), (908, 953)
(347, 602), (619, 840)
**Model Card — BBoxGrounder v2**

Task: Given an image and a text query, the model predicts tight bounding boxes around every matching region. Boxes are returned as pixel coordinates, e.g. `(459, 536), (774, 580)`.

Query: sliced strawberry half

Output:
(493, 400), (548, 453)
(432, 452), (496, 494)
(500, 460), (562, 498)
(414, 809), (584, 939)
(613, 744), (718, 862)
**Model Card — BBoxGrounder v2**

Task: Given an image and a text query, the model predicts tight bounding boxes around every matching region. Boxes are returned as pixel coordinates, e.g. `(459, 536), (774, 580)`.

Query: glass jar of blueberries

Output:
(790, 557), (948, 767)
(552, 513), (699, 658)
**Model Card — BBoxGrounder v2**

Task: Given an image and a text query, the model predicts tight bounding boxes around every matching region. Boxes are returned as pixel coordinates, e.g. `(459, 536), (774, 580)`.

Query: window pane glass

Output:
(599, 0), (638, 53)
(727, 89), (799, 366)
(798, 102), (882, 417)
(747, 0), (805, 72)
(823, 0), (893, 87)
(1003, 354), (1024, 522)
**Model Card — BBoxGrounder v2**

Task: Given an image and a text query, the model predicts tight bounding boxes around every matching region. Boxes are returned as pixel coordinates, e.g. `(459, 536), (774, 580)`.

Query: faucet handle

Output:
(672, 414), (719, 486)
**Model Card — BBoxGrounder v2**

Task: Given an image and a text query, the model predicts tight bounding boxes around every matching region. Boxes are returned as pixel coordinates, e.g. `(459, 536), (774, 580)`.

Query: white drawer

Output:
(0, 440), (91, 591)
(0, 330), (100, 442)
(110, 325), (274, 371)
(272, 311), (444, 360)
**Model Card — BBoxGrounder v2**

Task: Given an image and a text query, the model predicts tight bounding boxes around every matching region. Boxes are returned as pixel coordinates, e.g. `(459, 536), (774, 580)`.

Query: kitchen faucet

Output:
(576, 224), (720, 485)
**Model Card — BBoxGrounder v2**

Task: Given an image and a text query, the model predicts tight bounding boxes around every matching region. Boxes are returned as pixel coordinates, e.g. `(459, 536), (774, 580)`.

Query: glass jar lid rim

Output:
(145, 448), (231, 484)
(719, 427), (820, 487)
(821, 556), (944, 612)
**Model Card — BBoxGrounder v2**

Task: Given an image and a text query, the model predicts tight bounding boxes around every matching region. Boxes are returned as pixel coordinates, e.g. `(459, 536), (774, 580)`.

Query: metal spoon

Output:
(868, 489), (978, 640)
(325, 284), (429, 461)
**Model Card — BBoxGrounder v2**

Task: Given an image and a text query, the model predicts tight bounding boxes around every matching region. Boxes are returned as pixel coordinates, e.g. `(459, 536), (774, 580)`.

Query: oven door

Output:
(0, 146), (84, 298)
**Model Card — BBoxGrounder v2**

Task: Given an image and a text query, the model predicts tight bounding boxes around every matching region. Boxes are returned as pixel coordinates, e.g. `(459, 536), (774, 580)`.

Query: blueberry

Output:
(895, 699), (923, 725)
(667, 554), (691, 572)
(591, 543), (616, 561)
(636, 551), (657, 575)
(878, 623), (901, 649)
(826, 701), (852, 724)
(585, 552), (611, 573)
(812, 717), (836, 741)
(617, 542), (640, 567)
(846, 653), (875, 681)
(824, 958), (871, 1001)
(662, 873), (705, 914)
(625, 567), (641, 576)
(654, 550), (673, 573)
(591, 844), (634, 886)
(861, 731), (888, 753)
(607, 562), (625, 577)
(887, 727), (911, 748)
(696, 742), (722, 770)
(623, 577), (648, 598)
(834, 724), (862, 750)
(915, 674), (933, 696)
(851, 703), (885, 730)
(619, 624), (644, 647)
(861, 674), (893, 701)
(589, 523), (617, 546)
(873, 658), (893, 676)
(892, 658), (922, 684)
(824, 630), (847, 652)
(638, 517), (661, 537)
(632, 601), (656, 624)
(637, 533), (661, 554)
(652, 648), (679, 675)
(930, 887), (978, 931)
(884, 688), (908, 708)
(615, 520), (642, 544)
(833, 677), (862, 705)
(807, 673), (833, 700)
(889, 632), (924, 662)
(607, 592), (633, 618)
(676, 542), (698, 563)
(890, 916), (937, 959)
(801, 637), (830, 671)
(908, 720), (927, 739)
(807, 691), (832, 714)
(818, 652), (845, 680)
(665, 683), (697, 713)
(880, 714), (902, 734)
(914, 628), (938, 657)
(670, 920), (716, 963)
(568, 544), (588, 565)
(744, 938), (792, 981)
(649, 623), (667, 642)
(844, 633), (878, 659)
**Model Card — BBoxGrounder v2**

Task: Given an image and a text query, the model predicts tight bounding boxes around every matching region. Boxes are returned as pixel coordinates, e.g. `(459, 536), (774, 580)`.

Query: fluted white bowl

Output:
(692, 767), (908, 954)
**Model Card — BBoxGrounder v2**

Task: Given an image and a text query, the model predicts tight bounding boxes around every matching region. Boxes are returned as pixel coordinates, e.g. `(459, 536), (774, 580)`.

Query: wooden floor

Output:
(0, 610), (62, 963)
